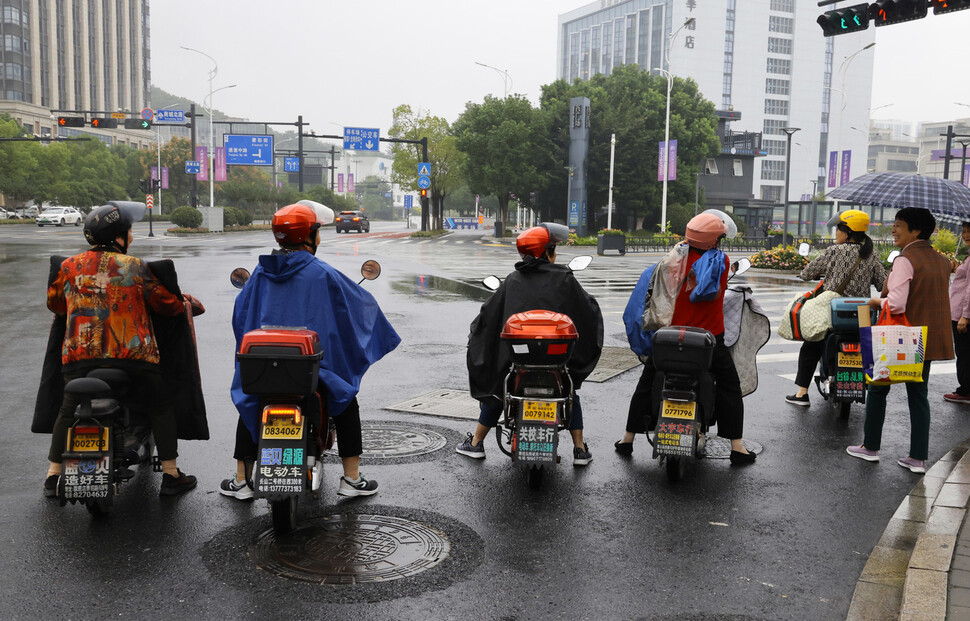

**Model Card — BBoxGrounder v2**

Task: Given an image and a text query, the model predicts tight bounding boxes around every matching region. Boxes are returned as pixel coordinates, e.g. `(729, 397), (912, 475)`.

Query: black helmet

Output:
(83, 202), (146, 252)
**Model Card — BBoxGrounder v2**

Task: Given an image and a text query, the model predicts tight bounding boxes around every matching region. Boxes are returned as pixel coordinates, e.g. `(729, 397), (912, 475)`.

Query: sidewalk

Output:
(846, 437), (970, 620)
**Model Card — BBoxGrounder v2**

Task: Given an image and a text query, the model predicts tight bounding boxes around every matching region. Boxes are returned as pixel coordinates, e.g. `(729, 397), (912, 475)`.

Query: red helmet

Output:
(272, 204), (324, 245)
(516, 223), (570, 258)
(685, 213), (726, 250)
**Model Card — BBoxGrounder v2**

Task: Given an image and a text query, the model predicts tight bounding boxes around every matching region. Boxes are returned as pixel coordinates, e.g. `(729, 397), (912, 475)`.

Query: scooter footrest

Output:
(151, 455), (162, 472)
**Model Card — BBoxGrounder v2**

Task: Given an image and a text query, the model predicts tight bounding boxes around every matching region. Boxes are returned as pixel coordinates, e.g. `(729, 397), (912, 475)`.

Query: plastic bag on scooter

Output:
(860, 309), (927, 384)
(624, 263), (657, 359)
(642, 242), (688, 331)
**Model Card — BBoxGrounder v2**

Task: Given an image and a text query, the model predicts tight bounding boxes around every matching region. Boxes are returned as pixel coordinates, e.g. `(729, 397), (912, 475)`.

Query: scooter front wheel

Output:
(271, 496), (298, 535)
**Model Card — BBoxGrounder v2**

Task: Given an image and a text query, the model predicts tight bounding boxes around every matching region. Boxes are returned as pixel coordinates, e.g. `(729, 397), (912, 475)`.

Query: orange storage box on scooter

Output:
(500, 310), (578, 366)
(236, 327), (323, 396)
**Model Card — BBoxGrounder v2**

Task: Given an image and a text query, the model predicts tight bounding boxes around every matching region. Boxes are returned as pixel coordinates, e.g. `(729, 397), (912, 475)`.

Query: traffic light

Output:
(931, 0), (970, 15)
(138, 179), (149, 193)
(57, 116), (85, 128)
(817, 3), (870, 36)
(123, 118), (152, 130)
(869, 0), (928, 26)
(419, 188), (428, 198)
(89, 118), (118, 129)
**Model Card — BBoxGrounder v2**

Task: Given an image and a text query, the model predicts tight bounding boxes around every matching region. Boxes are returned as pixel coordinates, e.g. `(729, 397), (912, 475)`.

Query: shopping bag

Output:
(642, 243), (688, 331)
(860, 309), (927, 384)
(778, 282), (835, 342)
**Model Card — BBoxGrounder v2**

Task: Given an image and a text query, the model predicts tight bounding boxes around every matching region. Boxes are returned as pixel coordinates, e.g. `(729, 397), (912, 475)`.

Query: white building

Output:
(557, 0), (875, 208)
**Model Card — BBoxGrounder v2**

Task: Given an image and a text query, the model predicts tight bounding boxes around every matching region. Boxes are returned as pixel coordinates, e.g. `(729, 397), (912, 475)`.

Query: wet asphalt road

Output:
(3, 220), (970, 620)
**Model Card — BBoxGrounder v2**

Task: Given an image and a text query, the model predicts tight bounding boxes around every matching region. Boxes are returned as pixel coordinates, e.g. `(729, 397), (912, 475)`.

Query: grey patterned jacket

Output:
(799, 242), (887, 297)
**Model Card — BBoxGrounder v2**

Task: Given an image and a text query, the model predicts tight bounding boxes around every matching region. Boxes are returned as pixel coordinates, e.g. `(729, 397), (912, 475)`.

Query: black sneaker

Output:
(573, 443), (593, 466)
(337, 474), (378, 497)
(456, 432), (485, 459)
(785, 394), (810, 407)
(44, 474), (59, 499)
(159, 470), (198, 497)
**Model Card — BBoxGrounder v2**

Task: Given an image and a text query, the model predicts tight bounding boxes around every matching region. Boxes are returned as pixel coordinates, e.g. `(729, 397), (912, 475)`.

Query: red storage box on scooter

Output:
(652, 326), (716, 375)
(236, 328), (323, 396)
(500, 310), (578, 367)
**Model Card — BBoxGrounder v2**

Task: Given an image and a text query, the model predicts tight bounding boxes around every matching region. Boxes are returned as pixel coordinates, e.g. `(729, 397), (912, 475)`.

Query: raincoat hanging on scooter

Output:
(230, 251), (401, 442)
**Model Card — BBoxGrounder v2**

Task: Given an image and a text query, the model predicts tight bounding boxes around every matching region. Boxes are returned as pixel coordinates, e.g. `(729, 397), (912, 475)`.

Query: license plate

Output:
(660, 400), (696, 420)
(70, 428), (110, 452)
(838, 352), (863, 369)
(261, 417), (303, 440)
(522, 400), (557, 423)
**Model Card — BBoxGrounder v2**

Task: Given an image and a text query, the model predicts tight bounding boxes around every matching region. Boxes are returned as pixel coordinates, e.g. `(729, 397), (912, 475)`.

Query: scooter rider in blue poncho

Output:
(223, 203), (401, 500)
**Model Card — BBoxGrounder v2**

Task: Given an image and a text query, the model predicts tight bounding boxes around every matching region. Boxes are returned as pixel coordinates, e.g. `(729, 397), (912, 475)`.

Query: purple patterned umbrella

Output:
(829, 172), (970, 223)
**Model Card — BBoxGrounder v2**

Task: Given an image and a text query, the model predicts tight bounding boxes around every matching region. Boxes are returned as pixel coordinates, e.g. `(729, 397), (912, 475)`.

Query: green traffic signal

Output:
(123, 118), (152, 130)
(818, 3), (870, 36)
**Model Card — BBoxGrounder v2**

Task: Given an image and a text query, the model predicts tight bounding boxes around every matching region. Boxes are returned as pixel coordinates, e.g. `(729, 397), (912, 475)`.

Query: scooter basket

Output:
(500, 310), (578, 367)
(652, 326), (715, 375)
(830, 297), (872, 331)
(237, 328), (323, 396)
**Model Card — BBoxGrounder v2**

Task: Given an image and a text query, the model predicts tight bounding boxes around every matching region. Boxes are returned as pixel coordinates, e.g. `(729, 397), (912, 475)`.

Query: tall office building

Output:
(558, 0), (875, 215)
(0, 0), (153, 148)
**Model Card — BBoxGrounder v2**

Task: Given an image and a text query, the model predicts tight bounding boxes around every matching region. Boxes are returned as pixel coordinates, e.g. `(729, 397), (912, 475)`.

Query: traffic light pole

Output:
(942, 126), (970, 181)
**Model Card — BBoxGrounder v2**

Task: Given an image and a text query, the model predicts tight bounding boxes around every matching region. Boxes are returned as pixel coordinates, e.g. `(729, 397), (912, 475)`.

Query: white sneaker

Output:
(219, 475), (254, 500)
(337, 474), (378, 497)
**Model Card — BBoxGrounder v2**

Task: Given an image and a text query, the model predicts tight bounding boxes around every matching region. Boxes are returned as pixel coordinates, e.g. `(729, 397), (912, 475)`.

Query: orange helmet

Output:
(516, 223), (570, 258)
(272, 204), (323, 245)
(685, 213), (726, 250)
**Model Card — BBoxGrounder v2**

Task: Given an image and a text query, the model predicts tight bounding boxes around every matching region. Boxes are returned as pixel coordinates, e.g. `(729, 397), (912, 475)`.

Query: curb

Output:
(846, 439), (970, 621)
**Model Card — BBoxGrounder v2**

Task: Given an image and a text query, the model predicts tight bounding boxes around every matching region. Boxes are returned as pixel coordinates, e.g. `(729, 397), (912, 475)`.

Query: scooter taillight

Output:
(262, 405), (302, 425)
(841, 343), (861, 353)
(73, 425), (100, 435)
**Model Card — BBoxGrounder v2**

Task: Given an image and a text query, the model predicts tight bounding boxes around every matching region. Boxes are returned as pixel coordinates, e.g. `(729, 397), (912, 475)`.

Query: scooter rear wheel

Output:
(85, 498), (111, 517)
(528, 465), (544, 489)
(837, 401), (851, 420)
(665, 456), (687, 482)
(271, 496), (298, 535)
(495, 425), (513, 458)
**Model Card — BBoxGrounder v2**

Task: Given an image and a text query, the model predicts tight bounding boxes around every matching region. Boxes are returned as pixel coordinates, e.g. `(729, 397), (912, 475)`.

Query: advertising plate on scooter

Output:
(660, 400), (696, 420)
(513, 422), (558, 464)
(521, 400), (558, 423)
(254, 440), (306, 496)
(69, 427), (110, 452)
(655, 418), (697, 458)
(61, 455), (112, 499)
(262, 416), (304, 440)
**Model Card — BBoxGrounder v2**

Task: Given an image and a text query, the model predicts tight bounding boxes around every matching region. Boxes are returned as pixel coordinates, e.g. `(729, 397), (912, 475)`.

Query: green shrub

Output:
(170, 206), (203, 229)
(223, 206), (252, 227)
(750, 245), (809, 270)
(932, 227), (958, 254)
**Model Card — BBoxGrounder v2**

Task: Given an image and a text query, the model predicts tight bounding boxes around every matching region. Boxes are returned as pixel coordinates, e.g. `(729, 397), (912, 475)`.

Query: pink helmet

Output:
(685, 213), (726, 250)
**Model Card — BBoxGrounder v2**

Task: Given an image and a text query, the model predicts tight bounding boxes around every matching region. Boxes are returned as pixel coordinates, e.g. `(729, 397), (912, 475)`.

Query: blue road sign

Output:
(283, 157), (300, 172)
(417, 162), (431, 176)
(343, 127), (380, 151)
(224, 134), (274, 166)
(185, 160), (201, 174)
(417, 175), (431, 189)
(404, 195), (413, 208)
(155, 109), (185, 124)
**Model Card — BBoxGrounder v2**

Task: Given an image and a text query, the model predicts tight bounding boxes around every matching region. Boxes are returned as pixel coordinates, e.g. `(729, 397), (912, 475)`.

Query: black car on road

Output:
(334, 211), (370, 233)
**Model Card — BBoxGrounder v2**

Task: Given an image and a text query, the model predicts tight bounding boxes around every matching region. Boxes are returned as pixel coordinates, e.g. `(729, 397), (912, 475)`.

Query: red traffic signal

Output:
(90, 118), (118, 129)
(57, 116), (85, 128)
(870, 0), (928, 26)
(419, 189), (428, 198)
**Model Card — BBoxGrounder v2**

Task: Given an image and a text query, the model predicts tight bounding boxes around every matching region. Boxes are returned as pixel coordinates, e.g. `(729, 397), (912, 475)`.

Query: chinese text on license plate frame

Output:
(262, 417), (304, 440)
(521, 400), (558, 423)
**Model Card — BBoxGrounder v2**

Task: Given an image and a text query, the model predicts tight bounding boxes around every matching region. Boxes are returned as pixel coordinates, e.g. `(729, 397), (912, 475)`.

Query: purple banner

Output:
(965, 164), (970, 187)
(657, 140), (678, 181)
(931, 148), (969, 162)
(215, 147), (226, 182)
(195, 147), (208, 181)
(828, 152), (838, 188)
(348, 174), (355, 194)
(840, 150), (851, 186)
(338, 173), (344, 194)
(161, 167), (169, 190)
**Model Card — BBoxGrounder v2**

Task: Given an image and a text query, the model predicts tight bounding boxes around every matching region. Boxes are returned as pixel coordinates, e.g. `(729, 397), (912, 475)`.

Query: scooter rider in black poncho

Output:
(457, 222), (604, 464)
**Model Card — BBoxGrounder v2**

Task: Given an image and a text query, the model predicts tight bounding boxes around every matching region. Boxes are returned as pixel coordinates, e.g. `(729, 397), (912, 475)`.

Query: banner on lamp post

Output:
(828, 152), (837, 188)
(195, 147), (208, 181)
(348, 174), (355, 194)
(215, 147), (226, 182)
(657, 139), (678, 182)
(840, 150), (851, 187)
(337, 173), (344, 194)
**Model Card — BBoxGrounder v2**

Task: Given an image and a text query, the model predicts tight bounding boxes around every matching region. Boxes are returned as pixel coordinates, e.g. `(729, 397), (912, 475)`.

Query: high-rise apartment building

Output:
(558, 0), (875, 214)
(0, 0), (153, 148)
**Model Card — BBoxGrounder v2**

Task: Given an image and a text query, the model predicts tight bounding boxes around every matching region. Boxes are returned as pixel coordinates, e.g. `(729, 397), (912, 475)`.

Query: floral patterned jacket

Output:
(799, 242), (886, 297)
(47, 250), (184, 371)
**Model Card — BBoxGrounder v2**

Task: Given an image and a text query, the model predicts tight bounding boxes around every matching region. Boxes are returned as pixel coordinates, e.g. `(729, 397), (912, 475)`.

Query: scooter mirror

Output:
(887, 250), (901, 264)
(568, 255), (593, 272)
(360, 260), (382, 281)
(797, 242), (810, 257)
(483, 275), (501, 291)
(733, 258), (751, 276)
(230, 267), (251, 289)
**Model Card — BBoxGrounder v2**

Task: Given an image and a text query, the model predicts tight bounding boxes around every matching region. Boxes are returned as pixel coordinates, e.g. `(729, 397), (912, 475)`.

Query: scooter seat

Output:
(85, 368), (131, 396)
(64, 377), (112, 399)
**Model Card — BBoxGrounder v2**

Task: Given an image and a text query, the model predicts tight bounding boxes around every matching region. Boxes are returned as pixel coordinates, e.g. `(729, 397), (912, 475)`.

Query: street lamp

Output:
(653, 16), (695, 234)
(151, 102), (180, 237)
(833, 43), (875, 181)
(474, 61), (512, 98)
(607, 134), (616, 229)
(781, 127), (801, 247)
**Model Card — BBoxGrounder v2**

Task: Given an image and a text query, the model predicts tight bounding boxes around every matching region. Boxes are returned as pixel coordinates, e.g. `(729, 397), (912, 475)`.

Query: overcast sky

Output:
(149, 1), (970, 136)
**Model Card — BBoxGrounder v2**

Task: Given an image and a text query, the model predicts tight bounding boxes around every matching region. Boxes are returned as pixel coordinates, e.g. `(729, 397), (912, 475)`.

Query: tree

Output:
(0, 115), (41, 206)
(452, 95), (552, 232)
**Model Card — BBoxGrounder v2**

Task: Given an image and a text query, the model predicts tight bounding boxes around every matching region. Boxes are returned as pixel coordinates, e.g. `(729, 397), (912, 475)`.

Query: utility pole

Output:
(189, 104), (198, 208)
(297, 115), (304, 192)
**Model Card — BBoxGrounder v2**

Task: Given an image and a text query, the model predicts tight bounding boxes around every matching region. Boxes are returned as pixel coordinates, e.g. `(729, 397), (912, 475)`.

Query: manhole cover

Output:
(325, 422), (447, 459)
(250, 514), (450, 584)
(702, 437), (763, 460)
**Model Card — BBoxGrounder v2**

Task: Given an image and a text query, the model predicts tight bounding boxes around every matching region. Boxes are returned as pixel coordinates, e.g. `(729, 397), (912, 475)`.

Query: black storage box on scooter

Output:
(652, 326), (716, 375)
(237, 328), (323, 396)
(652, 326), (716, 461)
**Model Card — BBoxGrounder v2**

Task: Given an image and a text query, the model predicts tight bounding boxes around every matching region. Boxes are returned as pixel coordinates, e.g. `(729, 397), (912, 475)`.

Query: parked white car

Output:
(0, 207), (13, 219)
(36, 206), (83, 227)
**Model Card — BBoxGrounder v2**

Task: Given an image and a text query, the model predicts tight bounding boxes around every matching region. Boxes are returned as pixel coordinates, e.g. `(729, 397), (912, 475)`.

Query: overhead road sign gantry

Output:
(343, 127), (380, 151)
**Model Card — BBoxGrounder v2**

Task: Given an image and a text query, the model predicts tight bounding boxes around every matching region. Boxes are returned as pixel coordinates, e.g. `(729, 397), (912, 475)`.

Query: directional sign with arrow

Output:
(343, 127), (380, 151)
